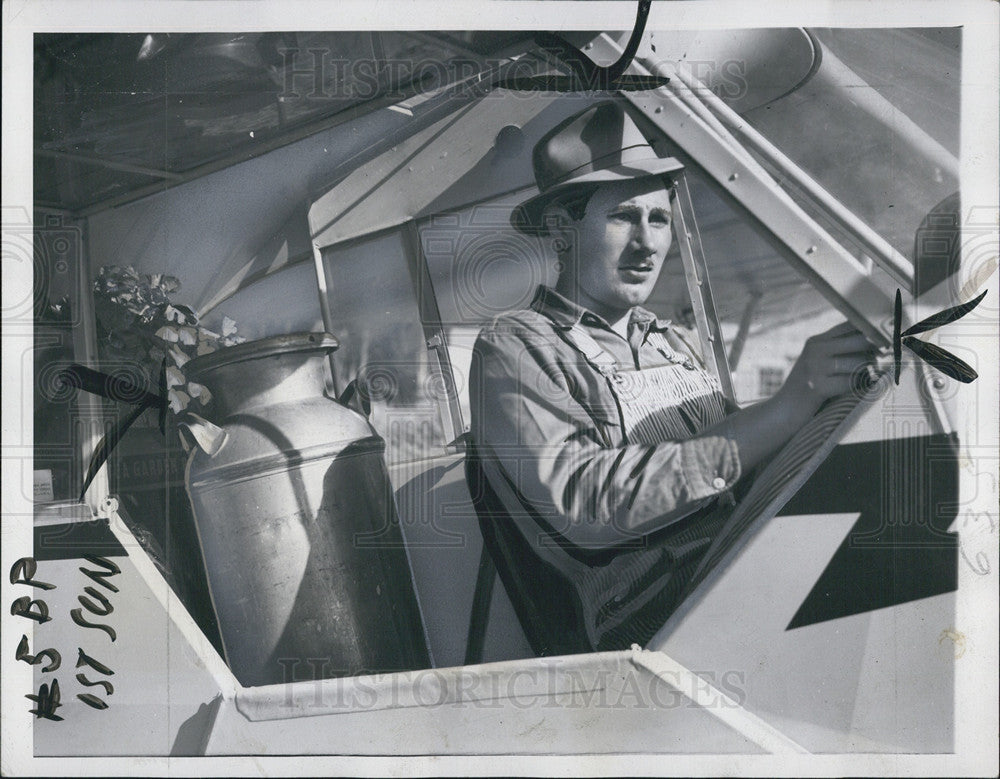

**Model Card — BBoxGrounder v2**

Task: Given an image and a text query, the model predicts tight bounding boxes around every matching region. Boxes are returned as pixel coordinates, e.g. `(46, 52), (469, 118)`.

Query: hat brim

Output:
(511, 155), (684, 236)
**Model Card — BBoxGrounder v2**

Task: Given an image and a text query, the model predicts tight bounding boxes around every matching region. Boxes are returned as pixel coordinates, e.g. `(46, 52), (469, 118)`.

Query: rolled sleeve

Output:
(680, 434), (741, 499)
(470, 322), (742, 551)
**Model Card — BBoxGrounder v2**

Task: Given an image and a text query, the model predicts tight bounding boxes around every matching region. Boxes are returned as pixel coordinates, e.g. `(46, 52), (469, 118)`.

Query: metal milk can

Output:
(183, 332), (429, 687)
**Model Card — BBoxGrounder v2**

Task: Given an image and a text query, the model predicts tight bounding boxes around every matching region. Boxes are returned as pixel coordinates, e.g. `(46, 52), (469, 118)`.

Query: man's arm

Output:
(696, 321), (877, 470)
(469, 324), (741, 550)
(470, 320), (875, 551)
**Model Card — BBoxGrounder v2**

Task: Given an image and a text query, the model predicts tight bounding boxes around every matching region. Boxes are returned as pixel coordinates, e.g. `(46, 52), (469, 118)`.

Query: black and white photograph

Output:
(3, 1), (998, 775)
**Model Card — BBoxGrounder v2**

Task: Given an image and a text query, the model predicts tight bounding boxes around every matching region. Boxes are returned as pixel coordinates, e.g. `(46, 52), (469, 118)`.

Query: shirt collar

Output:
(628, 305), (674, 333)
(530, 285), (672, 332)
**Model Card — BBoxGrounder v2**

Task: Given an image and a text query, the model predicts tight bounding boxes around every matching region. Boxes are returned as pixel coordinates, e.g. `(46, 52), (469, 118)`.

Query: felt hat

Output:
(511, 101), (684, 235)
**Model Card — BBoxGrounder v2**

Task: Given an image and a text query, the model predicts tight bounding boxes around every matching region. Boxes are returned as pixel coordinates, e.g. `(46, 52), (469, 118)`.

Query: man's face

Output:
(566, 178), (673, 317)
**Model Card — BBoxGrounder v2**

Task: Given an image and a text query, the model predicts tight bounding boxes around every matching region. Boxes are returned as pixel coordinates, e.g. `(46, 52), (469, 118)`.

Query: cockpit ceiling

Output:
(33, 31), (535, 214)
(35, 26), (960, 242)
(35, 28), (823, 216)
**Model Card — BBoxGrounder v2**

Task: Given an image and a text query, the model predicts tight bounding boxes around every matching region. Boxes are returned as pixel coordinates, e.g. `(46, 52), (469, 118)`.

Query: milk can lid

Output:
(185, 332), (339, 379)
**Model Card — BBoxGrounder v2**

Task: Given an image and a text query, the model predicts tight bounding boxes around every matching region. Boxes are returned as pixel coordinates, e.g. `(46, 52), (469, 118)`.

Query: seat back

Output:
(464, 446), (590, 656)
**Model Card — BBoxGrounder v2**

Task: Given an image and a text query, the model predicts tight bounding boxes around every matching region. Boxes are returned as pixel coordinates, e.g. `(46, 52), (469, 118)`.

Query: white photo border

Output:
(3, 1), (997, 776)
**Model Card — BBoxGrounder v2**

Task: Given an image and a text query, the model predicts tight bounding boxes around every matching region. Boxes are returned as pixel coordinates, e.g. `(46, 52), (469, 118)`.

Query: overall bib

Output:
(559, 321), (730, 446)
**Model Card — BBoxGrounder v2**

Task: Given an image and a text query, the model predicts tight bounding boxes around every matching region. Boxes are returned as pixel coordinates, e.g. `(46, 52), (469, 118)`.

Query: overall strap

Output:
(558, 322), (620, 377)
(661, 327), (707, 370)
(545, 320), (627, 445)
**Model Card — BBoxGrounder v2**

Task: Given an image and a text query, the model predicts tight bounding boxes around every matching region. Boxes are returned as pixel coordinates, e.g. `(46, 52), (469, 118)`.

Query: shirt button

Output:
(712, 477), (727, 490)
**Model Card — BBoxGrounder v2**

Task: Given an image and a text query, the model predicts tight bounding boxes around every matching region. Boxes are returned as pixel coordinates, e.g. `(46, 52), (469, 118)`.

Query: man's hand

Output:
(781, 322), (878, 411)
(695, 321), (877, 475)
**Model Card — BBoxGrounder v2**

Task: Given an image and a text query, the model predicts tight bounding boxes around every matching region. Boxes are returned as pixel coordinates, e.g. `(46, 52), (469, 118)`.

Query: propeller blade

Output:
(902, 337), (979, 383)
(901, 289), (987, 337)
(893, 288), (902, 385)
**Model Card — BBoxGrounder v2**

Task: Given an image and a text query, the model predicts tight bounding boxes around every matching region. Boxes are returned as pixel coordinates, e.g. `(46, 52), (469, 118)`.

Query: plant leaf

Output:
(168, 345), (190, 367)
(154, 326), (179, 343)
(168, 388), (191, 414)
(164, 365), (185, 388)
(186, 382), (212, 404)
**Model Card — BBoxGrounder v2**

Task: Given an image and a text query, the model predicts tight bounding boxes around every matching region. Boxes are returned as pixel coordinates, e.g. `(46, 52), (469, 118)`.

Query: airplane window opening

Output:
(758, 366), (786, 398)
(680, 168), (846, 406)
(316, 229), (452, 466)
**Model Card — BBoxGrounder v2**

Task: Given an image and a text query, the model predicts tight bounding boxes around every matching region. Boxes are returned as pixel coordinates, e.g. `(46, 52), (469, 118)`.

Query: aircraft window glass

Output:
(418, 167), (849, 412)
(653, 169), (844, 407)
(758, 367), (785, 399)
(739, 28), (959, 267)
(319, 230), (450, 464)
(417, 195), (558, 426)
(199, 260), (323, 340)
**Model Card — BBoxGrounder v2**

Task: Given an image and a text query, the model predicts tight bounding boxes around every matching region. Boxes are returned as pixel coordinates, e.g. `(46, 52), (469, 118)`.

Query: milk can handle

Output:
(336, 376), (372, 418)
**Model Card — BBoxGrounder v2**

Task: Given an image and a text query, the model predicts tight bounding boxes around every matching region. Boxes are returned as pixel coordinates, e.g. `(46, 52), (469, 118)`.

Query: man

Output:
(467, 101), (874, 656)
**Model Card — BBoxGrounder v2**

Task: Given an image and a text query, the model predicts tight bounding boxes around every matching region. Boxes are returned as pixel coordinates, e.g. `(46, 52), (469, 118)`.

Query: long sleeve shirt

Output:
(469, 285), (743, 553)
